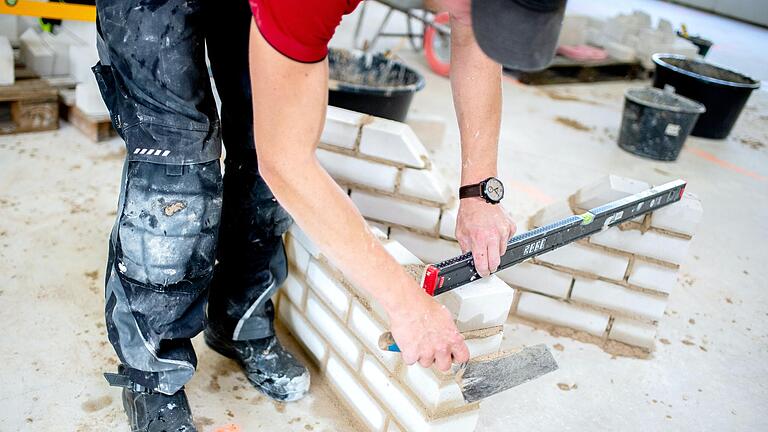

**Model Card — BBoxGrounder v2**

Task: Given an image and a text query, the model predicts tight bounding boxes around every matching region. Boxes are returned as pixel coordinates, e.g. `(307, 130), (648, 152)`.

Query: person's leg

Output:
(95, 0), (221, 428)
(201, 0), (309, 402)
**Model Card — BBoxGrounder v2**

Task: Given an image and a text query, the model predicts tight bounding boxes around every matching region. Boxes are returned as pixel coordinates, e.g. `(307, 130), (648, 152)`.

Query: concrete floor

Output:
(1, 1), (767, 431)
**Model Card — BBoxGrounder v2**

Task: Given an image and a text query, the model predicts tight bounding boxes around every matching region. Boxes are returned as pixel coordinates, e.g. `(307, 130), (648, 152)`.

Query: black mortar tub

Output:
(328, 48), (426, 122)
(652, 54), (760, 139)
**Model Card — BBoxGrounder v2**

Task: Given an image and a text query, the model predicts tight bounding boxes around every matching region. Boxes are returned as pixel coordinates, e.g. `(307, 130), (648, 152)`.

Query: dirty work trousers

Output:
(94, 0), (292, 395)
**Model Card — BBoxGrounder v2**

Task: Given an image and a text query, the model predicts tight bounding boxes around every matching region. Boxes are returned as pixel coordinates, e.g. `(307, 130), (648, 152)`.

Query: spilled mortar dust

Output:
(403, 264), (427, 283)
(555, 116), (593, 132)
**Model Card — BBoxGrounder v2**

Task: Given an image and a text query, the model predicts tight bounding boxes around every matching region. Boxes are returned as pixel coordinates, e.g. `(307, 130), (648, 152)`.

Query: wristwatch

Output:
(459, 177), (504, 204)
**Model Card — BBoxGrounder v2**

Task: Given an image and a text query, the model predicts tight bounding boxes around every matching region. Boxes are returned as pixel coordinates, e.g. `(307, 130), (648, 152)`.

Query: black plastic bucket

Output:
(652, 54), (760, 139)
(328, 48), (425, 122)
(618, 87), (705, 161)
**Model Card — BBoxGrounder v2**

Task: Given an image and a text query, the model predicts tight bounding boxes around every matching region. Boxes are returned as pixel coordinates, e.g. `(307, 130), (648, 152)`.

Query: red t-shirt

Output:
(249, 0), (363, 63)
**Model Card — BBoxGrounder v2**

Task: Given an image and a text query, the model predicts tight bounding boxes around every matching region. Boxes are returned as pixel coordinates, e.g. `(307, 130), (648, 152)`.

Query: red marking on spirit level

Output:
(422, 265), (440, 296)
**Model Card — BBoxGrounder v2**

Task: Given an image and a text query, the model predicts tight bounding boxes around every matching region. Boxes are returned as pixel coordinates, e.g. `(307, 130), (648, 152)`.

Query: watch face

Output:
(483, 178), (504, 203)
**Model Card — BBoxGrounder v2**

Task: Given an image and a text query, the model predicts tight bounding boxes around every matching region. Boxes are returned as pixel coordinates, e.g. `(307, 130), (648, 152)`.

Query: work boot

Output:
(204, 328), (310, 402)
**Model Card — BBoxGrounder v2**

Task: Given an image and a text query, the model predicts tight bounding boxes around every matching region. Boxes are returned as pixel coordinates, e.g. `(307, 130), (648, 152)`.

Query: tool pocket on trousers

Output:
(92, 62), (127, 139)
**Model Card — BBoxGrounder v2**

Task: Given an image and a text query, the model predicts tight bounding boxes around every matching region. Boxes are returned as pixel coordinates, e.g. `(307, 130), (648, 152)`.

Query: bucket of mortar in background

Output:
(652, 54), (760, 139)
(328, 48), (425, 122)
(618, 87), (705, 161)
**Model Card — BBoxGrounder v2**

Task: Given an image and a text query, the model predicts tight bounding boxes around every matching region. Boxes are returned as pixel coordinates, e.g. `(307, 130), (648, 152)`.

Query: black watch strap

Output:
(459, 182), (484, 200)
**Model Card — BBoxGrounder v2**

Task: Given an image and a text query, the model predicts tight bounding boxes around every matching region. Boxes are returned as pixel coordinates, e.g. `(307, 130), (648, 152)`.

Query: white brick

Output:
(609, 317), (657, 349)
(317, 148), (399, 192)
(288, 224), (321, 257)
(367, 221), (390, 238)
(438, 206), (457, 240)
(387, 421), (404, 432)
(351, 190), (440, 233)
(20, 28), (54, 77)
(69, 42), (99, 84)
(650, 193), (703, 236)
(306, 260), (351, 319)
(529, 200), (574, 228)
(465, 333), (503, 358)
(348, 301), (400, 371)
(285, 233), (311, 275)
(361, 356), (480, 432)
(321, 106), (365, 150)
(589, 227), (690, 265)
(306, 292), (361, 367)
(360, 117), (428, 168)
(0, 37), (13, 86)
(75, 79), (109, 117)
(0, 16), (18, 45)
(628, 260), (678, 294)
(439, 275), (515, 332)
(398, 167), (452, 204)
(536, 242), (629, 281)
(40, 31), (77, 76)
(277, 299), (327, 364)
(572, 175), (650, 210)
(496, 262), (573, 299)
(326, 353), (387, 432)
(570, 278), (667, 321)
(515, 292), (610, 336)
(383, 240), (423, 266)
(389, 228), (462, 264)
(280, 273), (307, 312)
(401, 363), (464, 412)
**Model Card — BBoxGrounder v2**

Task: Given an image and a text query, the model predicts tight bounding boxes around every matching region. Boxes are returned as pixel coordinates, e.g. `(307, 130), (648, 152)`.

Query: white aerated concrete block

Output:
(288, 224), (321, 257)
(572, 175), (650, 210)
(439, 275), (515, 332)
(609, 317), (657, 349)
(402, 363), (464, 412)
(590, 227), (690, 265)
(438, 206), (458, 240)
(317, 148), (399, 192)
(278, 299), (327, 363)
(360, 117), (428, 168)
(75, 78), (109, 117)
(306, 260), (351, 319)
(69, 42), (99, 84)
(322, 106), (365, 150)
(41, 31), (77, 76)
(348, 301), (400, 371)
(536, 242), (629, 281)
(0, 37), (13, 85)
(650, 193), (703, 236)
(398, 167), (452, 204)
(0, 16), (18, 45)
(383, 240), (423, 267)
(326, 353), (387, 432)
(604, 41), (636, 62)
(351, 190), (440, 233)
(285, 233), (311, 275)
(387, 421), (404, 432)
(570, 278), (667, 321)
(389, 228), (462, 264)
(515, 292), (610, 336)
(529, 200), (575, 228)
(628, 260), (678, 294)
(281, 273), (307, 312)
(496, 261), (573, 299)
(20, 29), (54, 77)
(306, 292), (361, 367)
(465, 332), (503, 358)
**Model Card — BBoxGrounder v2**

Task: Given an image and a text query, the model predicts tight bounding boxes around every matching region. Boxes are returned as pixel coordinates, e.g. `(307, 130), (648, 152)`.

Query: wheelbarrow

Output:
(352, 0), (452, 76)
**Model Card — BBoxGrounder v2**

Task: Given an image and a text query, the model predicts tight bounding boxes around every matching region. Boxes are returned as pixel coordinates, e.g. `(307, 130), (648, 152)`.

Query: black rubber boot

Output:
(204, 328), (310, 402)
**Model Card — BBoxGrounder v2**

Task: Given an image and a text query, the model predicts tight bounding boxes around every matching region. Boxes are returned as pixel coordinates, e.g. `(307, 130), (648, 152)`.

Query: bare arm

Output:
(248, 22), (468, 371)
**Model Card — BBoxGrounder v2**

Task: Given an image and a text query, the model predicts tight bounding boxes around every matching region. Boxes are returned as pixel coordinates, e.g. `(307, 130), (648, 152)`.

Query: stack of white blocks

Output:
(500, 175), (703, 353)
(0, 36), (13, 86)
(278, 224), (514, 432)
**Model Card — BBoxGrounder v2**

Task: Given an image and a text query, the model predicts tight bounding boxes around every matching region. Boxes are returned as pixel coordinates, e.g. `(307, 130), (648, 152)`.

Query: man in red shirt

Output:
(94, 0), (565, 430)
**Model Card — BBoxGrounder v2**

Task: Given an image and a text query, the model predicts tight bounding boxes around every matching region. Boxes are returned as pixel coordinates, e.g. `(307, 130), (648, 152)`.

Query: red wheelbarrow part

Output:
(424, 12), (450, 77)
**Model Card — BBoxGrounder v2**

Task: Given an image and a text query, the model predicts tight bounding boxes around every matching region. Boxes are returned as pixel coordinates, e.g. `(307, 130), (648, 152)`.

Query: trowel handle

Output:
(378, 332), (399, 352)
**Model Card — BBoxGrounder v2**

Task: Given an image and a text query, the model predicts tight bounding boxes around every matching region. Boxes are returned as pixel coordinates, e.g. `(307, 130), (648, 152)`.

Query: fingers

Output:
(471, 235), (490, 277)
(450, 338), (470, 364)
(434, 344), (452, 372)
(418, 349), (435, 368)
(487, 238), (501, 274)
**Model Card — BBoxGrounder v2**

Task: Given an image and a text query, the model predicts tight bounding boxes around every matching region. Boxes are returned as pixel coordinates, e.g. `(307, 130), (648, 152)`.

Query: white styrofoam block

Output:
(359, 117), (428, 168)
(361, 355), (480, 432)
(351, 190), (440, 233)
(438, 206), (457, 240)
(515, 292), (610, 336)
(572, 175), (650, 210)
(348, 301), (400, 371)
(609, 317), (657, 349)
(316, 148), (399, 192)
(20, 28), (54, 77)
(650, 193), (703, 236)
(68, 43), (99, 84)
(321, 106), (365, 150)
(383, 240), (423, 267)
(285, 233), (311, 275)
(570, 278), (667, 321)
(280, 273), (307, 312)
(529, 200), (574, 228)
(496, 261), (573, 299)
(439, 275), (515, 332)
(326, 353), (387, 432)
(628, 260), (678, 294)
(277, 299), (327, 364)
(288, 224), (321, 257)
(536, 242), (629, 281)
(398, 167), (452, 204)
(306, 292), (361, 367)
(0, 16), (18, 45)
(589, 227), (690, 265)
(75, 79), (110, 117)
(0, 37), (13, 85)
(402, 363), (464, 412)
(389, 228), (462, 264)
(306, 260), (351, 319)
(465, 332), (503, 358)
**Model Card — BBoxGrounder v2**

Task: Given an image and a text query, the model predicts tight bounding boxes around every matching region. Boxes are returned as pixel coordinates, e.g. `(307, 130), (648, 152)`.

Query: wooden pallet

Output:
(0, 78), (59, 135)
(506, 55), (649, 85)
(59, 89), (118, 142)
